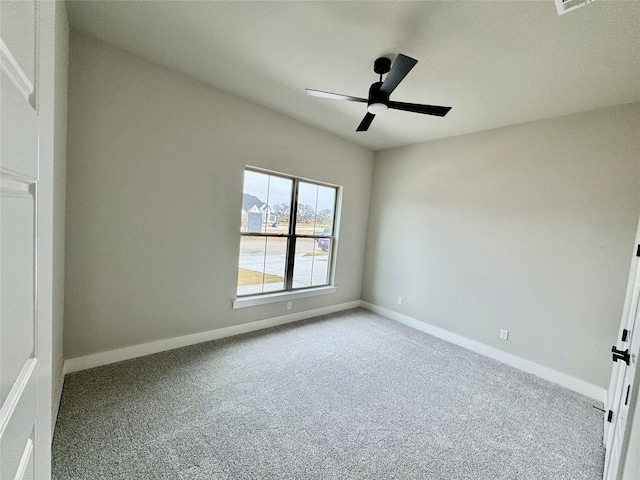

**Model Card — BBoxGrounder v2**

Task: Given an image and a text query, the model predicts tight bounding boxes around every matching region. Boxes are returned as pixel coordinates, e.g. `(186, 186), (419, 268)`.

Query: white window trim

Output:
(232, 286), (337, 309)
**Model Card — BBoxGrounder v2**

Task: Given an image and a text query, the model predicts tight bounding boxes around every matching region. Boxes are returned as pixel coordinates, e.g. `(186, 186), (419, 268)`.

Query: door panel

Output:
(0, 366), (37, 480)
(0, 190), (36, 405)
(0, 0), (36, 88)
(15, 437), (35, 480)
(1, 74), (38, 178)
(0, 1), (41, 479)
(604, 230), (640, 479)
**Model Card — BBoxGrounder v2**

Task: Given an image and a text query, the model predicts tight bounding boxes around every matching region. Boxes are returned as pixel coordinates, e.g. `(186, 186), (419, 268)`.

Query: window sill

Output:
(232, 286), (337, 309)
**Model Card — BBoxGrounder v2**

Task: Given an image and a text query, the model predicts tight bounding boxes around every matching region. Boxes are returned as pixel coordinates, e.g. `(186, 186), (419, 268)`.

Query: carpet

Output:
(52, 308), (604, 479)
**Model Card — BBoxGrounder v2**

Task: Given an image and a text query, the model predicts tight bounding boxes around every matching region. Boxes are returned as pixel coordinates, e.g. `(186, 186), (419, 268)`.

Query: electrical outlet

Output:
(500, 329), (509, 341)
(287, 301), (292, 310)
(397, 297), (403, 305)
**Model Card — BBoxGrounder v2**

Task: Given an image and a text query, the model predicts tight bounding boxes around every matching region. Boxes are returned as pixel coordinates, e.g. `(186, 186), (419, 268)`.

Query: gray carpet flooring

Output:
(52, 308), (605, 479)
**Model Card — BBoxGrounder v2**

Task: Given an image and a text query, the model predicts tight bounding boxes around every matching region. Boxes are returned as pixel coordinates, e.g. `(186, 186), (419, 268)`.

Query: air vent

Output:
(555, 0), (596, 15)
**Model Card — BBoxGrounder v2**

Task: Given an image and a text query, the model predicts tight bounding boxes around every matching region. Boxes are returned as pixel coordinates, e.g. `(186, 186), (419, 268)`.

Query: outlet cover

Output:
(500, 329), (509, 340)
(397, 297), (403, 305)
(287, 301), (292, 310)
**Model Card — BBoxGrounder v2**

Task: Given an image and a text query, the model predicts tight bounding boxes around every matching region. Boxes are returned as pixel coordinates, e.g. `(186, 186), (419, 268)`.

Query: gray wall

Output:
(64, 33), (373, 359)
(363, 103), (640, 388)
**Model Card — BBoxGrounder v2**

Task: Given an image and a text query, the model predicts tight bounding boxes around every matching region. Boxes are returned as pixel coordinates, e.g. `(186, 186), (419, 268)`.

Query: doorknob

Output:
(612, 346), (630, 365)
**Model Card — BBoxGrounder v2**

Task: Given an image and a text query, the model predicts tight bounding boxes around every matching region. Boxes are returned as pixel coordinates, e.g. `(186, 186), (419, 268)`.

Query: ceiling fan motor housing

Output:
(367, 82), (389, 115)
(368, 81), (390, 111)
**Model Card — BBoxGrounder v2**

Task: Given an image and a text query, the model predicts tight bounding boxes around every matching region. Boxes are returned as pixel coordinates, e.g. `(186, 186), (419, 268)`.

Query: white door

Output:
(604, 223), (640, 480)
(0, 1), (46, 479)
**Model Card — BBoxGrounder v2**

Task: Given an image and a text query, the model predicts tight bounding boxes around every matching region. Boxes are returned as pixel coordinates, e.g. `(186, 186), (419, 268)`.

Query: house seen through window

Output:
(237, 168), (338, 296)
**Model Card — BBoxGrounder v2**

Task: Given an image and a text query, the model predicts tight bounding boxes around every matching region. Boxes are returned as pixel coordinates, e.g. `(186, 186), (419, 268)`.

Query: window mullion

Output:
(285, 179), (299, 290)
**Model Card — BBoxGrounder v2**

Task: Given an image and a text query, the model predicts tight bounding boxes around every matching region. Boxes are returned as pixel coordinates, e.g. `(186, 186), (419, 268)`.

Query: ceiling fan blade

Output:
(356, 112), (375, 132)
(388, 101), (452, 117)
(380, 54), (418, 95)
(305, 89), (367, 103)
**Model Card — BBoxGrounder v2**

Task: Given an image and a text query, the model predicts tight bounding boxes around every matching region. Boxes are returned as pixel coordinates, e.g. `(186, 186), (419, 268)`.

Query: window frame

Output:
(236, 166), (340, 300)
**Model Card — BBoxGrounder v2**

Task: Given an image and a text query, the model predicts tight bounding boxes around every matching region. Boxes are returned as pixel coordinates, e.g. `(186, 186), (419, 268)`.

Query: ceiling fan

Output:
(306, 54), (452, 132)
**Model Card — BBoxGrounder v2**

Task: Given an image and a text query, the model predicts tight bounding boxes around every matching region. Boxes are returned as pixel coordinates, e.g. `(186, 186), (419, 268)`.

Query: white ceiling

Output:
(67, 1), (640, 152)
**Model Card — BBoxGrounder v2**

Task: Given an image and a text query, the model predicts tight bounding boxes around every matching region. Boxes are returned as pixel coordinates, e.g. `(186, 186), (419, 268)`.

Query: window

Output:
(237, 168), (339, 298)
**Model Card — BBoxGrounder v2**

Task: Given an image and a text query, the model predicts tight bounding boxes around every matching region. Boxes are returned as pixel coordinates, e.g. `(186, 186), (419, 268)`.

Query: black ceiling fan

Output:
(306, 54), (451, 132)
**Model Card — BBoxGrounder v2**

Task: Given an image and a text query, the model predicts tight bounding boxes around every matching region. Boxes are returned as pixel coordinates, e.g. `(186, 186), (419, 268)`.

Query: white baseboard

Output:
(63, 300), (362, 374)
(62, 299), (605, 402)
(52, 365), (65, 435)
(361, 301), (606, 402)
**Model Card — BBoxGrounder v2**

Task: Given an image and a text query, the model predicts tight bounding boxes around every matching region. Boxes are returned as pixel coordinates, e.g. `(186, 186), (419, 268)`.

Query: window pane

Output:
(265, 175), (292, 234)
(263, 237), (288, 292)
(241, 171), (292, 234)
(296, 182), (336, 236)
(292, 237), (331, 289)
(242, 171), (268, 234)
(316, 186), (336, 235)
(237, 236), (287, 295)
(296, 182), (318, 236)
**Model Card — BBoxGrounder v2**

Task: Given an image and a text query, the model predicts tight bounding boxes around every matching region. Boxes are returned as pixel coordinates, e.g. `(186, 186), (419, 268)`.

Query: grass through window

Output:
(237, 268), (284, 286)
